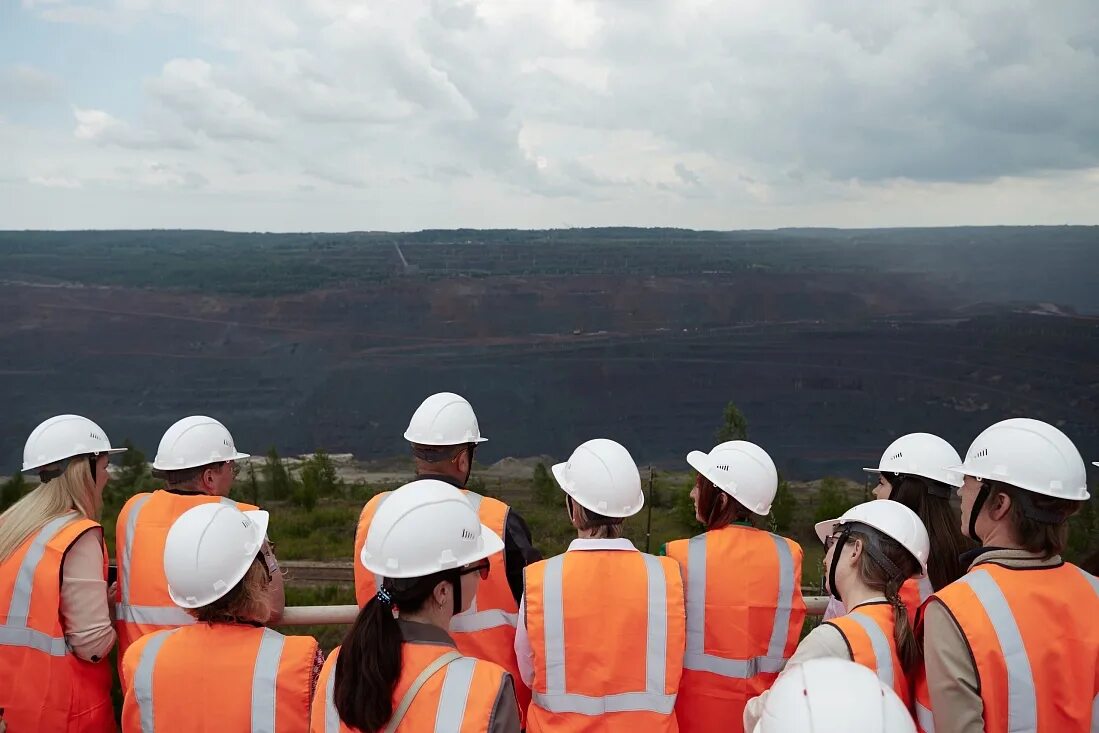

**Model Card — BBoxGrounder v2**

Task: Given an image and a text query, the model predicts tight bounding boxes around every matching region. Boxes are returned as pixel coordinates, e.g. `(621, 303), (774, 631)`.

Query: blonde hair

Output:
(0, 459), (102, 564)
(188, 559), (272, 625)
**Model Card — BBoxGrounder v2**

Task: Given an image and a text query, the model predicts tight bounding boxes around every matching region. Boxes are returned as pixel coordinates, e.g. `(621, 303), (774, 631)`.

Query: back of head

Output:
(754, 658), (915, 733)
(153, 415), (250, 474)
(403, 392), (487, 447)
(956, 418), (1087, 551)
(163, 503), (270, 622)
(337, 480), (504, 732)
(687, 440), (779, 517)
(552, 438), (643, 519)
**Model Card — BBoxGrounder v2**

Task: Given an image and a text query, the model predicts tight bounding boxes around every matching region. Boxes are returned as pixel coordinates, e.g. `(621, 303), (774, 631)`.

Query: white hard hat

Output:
(361, 479), (504, 578)
(22, 414), (127, 472)
(552, 438), (644, 518)
(403, 392), (487, 446)
(863, 432), (964, 489)
(164, 503), (270, 608)
(752, 658), (915, 733)
(686, 440), (779, 515)
(950, 418), (1089, 500)
(152, 416), (250, 471)
(814, 500), (930, 576)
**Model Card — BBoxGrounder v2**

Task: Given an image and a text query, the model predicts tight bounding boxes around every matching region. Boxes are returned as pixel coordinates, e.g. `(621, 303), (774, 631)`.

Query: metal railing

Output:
(278, 596), (831, 626)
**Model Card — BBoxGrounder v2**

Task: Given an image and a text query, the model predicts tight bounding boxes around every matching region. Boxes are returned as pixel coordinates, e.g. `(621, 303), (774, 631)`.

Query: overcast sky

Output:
(2, 0), (1098, 231)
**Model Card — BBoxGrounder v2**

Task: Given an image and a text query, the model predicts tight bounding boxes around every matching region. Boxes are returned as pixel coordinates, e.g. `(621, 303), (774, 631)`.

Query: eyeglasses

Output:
(459, 559), (491, 580)
(825, 534), (842, 549)
(223, 461), (241, 477)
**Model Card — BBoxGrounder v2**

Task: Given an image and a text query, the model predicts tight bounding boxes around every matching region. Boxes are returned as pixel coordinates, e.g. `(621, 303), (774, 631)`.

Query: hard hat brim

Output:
(551, 460), (641, 518)
(151, 450), (251, 471)
(861, 466), (884, 475)
(686, 450), (753, 509)
(22, 446), (129, 472)
(402, 430), (488, 446)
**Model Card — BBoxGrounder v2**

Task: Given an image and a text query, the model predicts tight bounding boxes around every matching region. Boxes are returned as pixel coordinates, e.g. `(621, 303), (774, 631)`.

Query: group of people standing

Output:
(0, 392), (1097, 732)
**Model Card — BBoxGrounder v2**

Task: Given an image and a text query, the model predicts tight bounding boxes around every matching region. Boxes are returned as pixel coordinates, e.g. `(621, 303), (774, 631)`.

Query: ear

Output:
(455, 448), (471, 474)
(200, 466), (217, 490)
(988, 490), (1013, 522)
(432, 579), (450, 608)
(848, 537), (864, 563)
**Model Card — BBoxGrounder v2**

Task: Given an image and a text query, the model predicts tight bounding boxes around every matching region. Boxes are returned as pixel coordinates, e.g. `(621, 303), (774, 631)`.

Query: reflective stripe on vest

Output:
(116, 494), (235, 626)
(845, 611), (895, 690)
(435, 657), (477, 733)
(533, 553), (675, 715)
(958, 569), (1037, 733)
(0, 513), (77, 657)
(134, 628), (182, 732)
(683, 532), (795, 678)
(916, 701), (935, 733)
(323, 659), (339, 733)
(251, 628), (286, 732)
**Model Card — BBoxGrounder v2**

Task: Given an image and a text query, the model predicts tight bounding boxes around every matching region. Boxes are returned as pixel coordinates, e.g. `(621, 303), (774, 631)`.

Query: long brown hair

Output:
(885, 474), (973, 590)
(848, 527), (922, 670)
(696, 474), (753, 531)
(334, 572), (458, 732)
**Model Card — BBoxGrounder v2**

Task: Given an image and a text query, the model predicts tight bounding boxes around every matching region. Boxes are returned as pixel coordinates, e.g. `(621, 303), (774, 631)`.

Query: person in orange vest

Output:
(113, 415), (284, 663)
(822, 433), (973, 623)
(915, 418), (1099, 733)
(663, 440), (806, 733)
(751, 658), (915, 733)
(353, 392), (541, 720)
(0, 414), (127, 732)
(121, 502), (319, 732)
(745, 499), (928, 730)
(514, 438), (686, 732)
(313, 479), (520, 733)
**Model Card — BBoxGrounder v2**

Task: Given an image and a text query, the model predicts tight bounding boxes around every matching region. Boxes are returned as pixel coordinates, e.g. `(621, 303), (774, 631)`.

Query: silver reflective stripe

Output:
(765, 534), (796, 661)
(916, 701), (935, 733)
(251, 628), (285, 733)
(643, 554), (668, 694)
(449, 607), (519, 633)
(434, 657), (476, 733)
(0, 625), (67, 655)
(325, 661), (339, 733)
(134, 628), (181, 732)
(542, 555), (567, 695)
(113, 604), (195, 626)
(534, 553), (676, 715)
(961, 570), (1037, 733)
(120, 494), (152, 607)
(682, 532), (794, 678)
(7, 513), (76, 624)
(846, 611), (895, 690)
(918, 575), (934, 603)
(1076, 565), (1099, 596)
(1092, 692), (1098, 733)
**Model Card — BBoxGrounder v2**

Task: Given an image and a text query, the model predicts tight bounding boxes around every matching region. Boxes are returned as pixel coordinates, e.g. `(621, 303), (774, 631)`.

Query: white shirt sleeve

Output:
(513, 594), (535, 688)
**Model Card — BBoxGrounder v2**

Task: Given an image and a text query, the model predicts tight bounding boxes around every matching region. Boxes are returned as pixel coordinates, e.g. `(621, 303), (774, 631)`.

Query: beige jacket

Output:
(922, 549), (1062, 733)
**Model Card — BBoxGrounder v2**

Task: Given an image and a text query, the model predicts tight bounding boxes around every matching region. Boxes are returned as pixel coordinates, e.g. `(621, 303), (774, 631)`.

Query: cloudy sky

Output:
(2, 0), (1098, 231)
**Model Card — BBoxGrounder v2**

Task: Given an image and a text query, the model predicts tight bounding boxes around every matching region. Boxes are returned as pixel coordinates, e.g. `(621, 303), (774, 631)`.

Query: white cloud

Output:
(9, 0), (1099, 228)
(0, 64), (63, 104)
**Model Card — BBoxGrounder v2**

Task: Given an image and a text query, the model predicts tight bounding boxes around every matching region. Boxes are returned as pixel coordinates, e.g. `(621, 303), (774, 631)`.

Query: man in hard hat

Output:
(354, 392), (541, 722)
(113, 415), (284, 663)
(914, 418), (1099, 733)
(515, 438), (686, 732)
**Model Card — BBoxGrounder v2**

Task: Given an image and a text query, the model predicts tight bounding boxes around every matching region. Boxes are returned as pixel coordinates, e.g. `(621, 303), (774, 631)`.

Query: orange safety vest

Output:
(311, 643), (512, 733)
(913, 561), (1099, 733)
(121, 622), (317, 732)
(666, 527), (806, 733)
(898, 575), (933, 626)
(114, 491), (257, 661)
(354, 489), (531, 719)
(0, 512), (115, 732)
(524, 549), (686, 733)
(825, 601), (911, 709)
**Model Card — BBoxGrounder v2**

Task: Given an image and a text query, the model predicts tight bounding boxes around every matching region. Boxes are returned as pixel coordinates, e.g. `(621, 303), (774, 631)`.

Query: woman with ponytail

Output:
(311, 479), (519, 733)
(744, 500), (928, 730)
(0, 415), (126, 732)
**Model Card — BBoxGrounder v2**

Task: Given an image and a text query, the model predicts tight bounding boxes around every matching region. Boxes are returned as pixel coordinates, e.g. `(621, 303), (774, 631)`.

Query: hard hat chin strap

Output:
(827, 524), (904, 603)
(967, 481), (992, 543)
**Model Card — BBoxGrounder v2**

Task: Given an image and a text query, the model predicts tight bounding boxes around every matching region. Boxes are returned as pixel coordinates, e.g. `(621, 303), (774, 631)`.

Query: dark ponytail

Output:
(848, 529), (922, 670)
(333, 573), (459, 732)
(885, 474), (974, 590)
